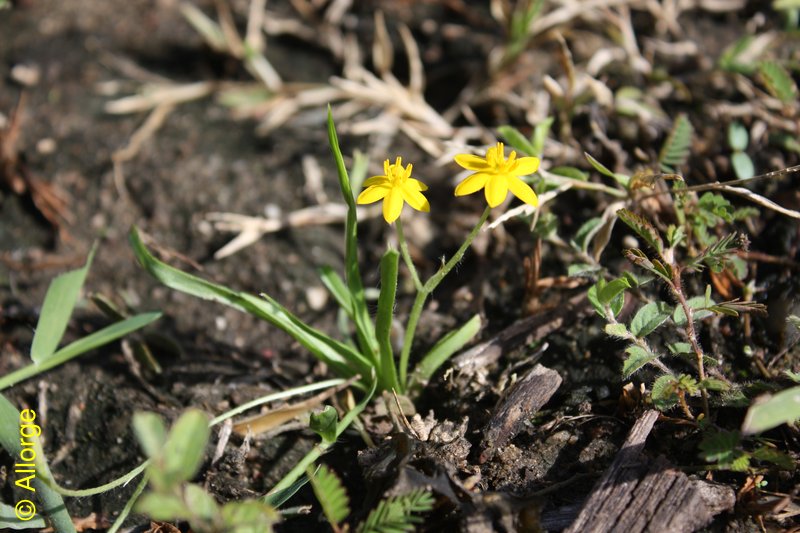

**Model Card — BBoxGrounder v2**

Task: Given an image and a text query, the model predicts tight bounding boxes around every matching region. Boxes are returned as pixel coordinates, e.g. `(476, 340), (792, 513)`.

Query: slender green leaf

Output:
(622, 345), (658, 378)
(584, 152), (630, 187)
(630, 301), (671, 338)
(31, 245), (96, 364)
(412, 314), (481, 387)
(758, 61), (798, 102)
(318, 266), (353, 316)
(498, 125), (536, 156)
(129, 227), (372, 382)
(376, 250), (400, 391)
(530, 117), (554, 156)
(0, 312), (161, 391)
(327, 108), (380, 362)
(550, 166), (589, 181)
(742, 386), (800, 434)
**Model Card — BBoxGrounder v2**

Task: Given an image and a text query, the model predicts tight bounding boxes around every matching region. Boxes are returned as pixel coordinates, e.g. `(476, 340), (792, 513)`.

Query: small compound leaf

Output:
(698, 429), (740, 464)
(162, 409), (211, 486)
(604, 323), (628, 338)
(731, 151), (755, 180)
(622, 345), (658, 378)
(630, 301), (671, 338)
(598, 277), (632, 305)
(651, 375), (679, 411)
(617, 209), (664, 254)
(727, 122), (749, 151)
(132, 411), (168, 460)
(659, 114), (693, 172)
(222, 500), (279, 532)
(308, 464), (351, 526)
(751, 446), (796, 470)
(184, 483), (220, 523)
(673, 296), (715, 326)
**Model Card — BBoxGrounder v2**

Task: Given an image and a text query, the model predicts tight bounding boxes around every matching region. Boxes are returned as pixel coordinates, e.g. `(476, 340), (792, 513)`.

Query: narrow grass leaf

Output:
(375, 250), (400, 391)
(130, 228), (373, 381)
(0, 312), (161, 391)
(412, 314), (481, 388)
(584, 152), (630, 187)
(31, 245), (96, 364)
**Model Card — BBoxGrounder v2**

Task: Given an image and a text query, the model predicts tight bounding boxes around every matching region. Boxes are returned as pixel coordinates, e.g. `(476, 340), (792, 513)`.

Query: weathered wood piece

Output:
(565, 410), (735, 532)
(481, 363), (562, 461)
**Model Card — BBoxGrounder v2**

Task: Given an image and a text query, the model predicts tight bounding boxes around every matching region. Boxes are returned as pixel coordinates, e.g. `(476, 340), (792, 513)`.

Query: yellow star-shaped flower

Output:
(357, 157), (430, 223)
(454, 142), (540, 208)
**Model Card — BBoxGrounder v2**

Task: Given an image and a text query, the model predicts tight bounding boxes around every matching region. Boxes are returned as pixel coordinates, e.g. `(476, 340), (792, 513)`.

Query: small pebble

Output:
(305, 286), (328, 311)
(11, 63), (41, 87)
(37, 138), (57, 154)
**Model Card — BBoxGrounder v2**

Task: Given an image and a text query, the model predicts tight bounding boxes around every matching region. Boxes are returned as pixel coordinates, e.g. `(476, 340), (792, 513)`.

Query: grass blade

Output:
(0, 312), (161, 391)
(30, 244), (96, 364)
(130, 227), (373, 382)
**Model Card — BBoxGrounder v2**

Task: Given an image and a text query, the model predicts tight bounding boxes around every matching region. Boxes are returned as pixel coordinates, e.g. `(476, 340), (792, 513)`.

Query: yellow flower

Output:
(357, 157), (430, 223)
(454, 142), (540, 208)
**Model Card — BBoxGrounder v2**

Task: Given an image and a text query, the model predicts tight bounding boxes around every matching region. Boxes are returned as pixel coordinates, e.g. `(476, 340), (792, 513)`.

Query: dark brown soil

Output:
(1, 1), (799, 532)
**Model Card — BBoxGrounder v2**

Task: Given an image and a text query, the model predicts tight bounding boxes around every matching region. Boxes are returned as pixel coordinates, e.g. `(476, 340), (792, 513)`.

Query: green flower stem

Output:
(399, 207), (491, 389)
(395, 218), (423, 292)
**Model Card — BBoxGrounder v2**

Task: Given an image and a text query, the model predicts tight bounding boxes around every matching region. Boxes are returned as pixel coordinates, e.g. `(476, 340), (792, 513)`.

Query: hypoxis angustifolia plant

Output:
(130, 108), (542, 398)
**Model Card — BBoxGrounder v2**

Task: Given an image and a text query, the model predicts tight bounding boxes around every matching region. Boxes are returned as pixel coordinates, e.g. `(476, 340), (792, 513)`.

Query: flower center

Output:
(388, 157), (410, 186)
(488, 142), (517, 175)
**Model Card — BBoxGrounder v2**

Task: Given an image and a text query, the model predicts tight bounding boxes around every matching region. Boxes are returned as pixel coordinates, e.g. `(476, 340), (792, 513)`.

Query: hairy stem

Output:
(669, 267), (710, 418)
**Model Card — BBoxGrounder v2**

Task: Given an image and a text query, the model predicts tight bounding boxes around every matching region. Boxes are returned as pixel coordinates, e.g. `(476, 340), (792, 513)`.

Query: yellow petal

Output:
(363, 175), (389, 187)
(508, 177), (539, 207)
(357, 185), (389, 204)
(454, 154), (490, 171)
(383, 187), (404, 223)
(401, 183), (430, 212)
(513, 156), (540, 175)
(407, 178), (428, 192)
(485, 175), (509, 208)
(454, 172), (490, 196)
